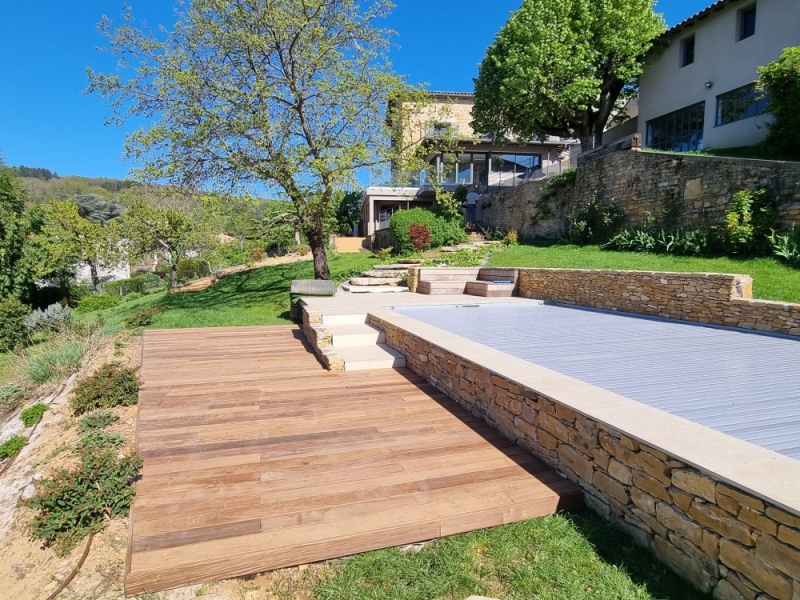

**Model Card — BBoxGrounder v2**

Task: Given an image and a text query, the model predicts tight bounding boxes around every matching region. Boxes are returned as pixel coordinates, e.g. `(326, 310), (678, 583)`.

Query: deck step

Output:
(338, 344), (406, 371)
(327, 323), (386, 347)
(321, 313), (368, 326)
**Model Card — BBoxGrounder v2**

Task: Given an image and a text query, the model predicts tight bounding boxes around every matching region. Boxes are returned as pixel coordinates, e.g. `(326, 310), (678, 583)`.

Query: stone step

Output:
(338, 344), (406, 371)
(374, 264), (416, 270)
(340, 285), (409, 294)
(349, 277), (404, 286)
(326, 323), (386, 347)
(321, 313), (368, 326)
(360, 270), (410, 278)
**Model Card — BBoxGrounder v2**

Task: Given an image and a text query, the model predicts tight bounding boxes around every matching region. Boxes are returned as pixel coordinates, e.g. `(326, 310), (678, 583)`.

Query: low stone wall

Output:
(300, 302), (343, 371)
(518, 268), (800, 337)
(369, 310), (800, 600)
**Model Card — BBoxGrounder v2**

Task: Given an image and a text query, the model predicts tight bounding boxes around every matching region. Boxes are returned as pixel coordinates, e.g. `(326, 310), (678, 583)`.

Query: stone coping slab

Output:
(367, 306), (800, 519)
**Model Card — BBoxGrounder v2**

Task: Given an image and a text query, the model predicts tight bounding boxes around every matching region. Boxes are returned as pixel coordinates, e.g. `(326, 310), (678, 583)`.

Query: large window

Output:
(646, 102), (705, 152)
(433, 152), (541, 188)
(716, 83), (768, 126)
(738, 5), (756, 41)
(489, 154), (541, 188)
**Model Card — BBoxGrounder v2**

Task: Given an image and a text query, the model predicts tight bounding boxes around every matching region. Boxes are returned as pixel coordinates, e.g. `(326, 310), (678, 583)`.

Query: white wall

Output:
(639, 0), (800, 150)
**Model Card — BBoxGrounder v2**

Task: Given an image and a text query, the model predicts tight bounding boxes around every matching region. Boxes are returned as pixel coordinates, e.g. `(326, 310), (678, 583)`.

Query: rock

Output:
(20, 484), (36, 500)
(11, 563), (32, 579)
(360, 270), (409, 278)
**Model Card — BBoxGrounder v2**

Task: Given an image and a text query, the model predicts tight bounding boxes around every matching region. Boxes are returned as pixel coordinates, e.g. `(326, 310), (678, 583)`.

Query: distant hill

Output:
(12, 167), (138, 204)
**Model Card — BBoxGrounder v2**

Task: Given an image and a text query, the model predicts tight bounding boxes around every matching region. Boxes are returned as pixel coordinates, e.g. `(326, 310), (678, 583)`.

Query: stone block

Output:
(766, 507), (800, 530)
(755, 534), (800, 581)
(608, 458), (633, 485)
(621, 436), (641, 451)
(717, 493), (742, 516)
(777, 525), (800, 552)
(631, 487), (656, 515)
(717, 483), (765, 512)
(653, 536), (715, 593)
(632, 470), (671, 502)
(290, 279), (335, 296)
(540, 412), (569, 444)
(631, 507), (668, 538)
(536, 429), (559, 451)
(656, 502), (704, 545)
(673, 469), (717, 503)
(635, 451), (672, 485)
(575, 417), (598, 444)
(703, 529), (721, 560)
(738, 506), (777, 537)
(554, 403), (578, 423)
(593, 470), (629, 505)
(670, 487), (694, 512)
(599, 431), (636, 467)
(593, 448), (611, 471)
(690, 502), (754, 546)
(669, 531), (719, 577)
(713, 578), (751, 600)
(558, 444), (594, 483)
(720, 539), (793, 600)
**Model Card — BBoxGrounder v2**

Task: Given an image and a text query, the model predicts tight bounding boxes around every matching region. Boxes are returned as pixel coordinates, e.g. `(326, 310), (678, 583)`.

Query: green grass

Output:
(27, 342), (85, 385)
(643, 145), (800, 163)
(489, 244), (800, 304)
(314, 512), (708, 600)
(85, 254), (378, 330)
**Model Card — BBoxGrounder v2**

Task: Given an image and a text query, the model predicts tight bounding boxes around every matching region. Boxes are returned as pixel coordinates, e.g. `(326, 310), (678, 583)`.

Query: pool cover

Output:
(393, 302), (800, 460)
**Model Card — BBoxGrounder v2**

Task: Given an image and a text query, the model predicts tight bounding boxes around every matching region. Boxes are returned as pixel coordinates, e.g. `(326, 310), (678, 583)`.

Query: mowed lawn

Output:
(489, 244), (800, 304)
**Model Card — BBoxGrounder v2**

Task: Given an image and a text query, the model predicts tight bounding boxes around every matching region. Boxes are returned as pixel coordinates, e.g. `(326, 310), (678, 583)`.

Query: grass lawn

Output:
(489, 244), (800, 304)
(313, 512), (707, 600)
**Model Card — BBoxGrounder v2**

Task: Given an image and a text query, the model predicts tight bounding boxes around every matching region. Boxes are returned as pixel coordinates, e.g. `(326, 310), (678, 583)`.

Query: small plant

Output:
(0, 296), (30, 352)
(250, 246), (267, 263)
(542, 166), (578, 200)
(0, 383), (23, 413)
(502, 229), (519, 246)
(725, 189), (775, 255)
(0, 435), (28, 460)
(121, 291), (144, 302)
(74, 293), (120, 314)
(78, 409), (119, 432)
(125, 306), (168, 328)
(24, 303), (72, 333)
(20, 403), (48, 427)
(372, 246), (394, 261)
(76, 430), (125, 450)
(768, 226), (800, 267)
(292, 243), (311, 255)
(408, 223), (433, 252)
(70, 363), (139, 416)
(569, 194), (625, 245)
(28, 343), (84, 385)
(24, 445), (141, 555)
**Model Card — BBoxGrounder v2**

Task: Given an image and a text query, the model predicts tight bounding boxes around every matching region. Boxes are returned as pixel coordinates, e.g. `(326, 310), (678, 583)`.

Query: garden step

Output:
(340, 285), (409, 294)
(374, 263), (416, 270)
(360, 269), (410, 278)
(337, 344), (406, 371)
(349, 277), (404, 286)
(321, 313), (368, 326)
(326, 323), (386, 347)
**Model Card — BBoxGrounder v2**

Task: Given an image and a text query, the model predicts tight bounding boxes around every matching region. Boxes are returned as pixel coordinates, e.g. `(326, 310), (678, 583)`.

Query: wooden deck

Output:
(127, 326), (582, 594)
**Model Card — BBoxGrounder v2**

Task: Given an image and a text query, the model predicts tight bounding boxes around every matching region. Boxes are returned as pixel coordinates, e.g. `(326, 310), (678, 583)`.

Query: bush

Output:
(569, 195), (625, 245)
(390, 208), (468, 254)
(78, 409), (119, 432)
(0, 296), (30, 352)
(125, 305), (168, 328)
(0, 435), (28, 459)
(177, 258), (210, 282)
(74, 293), (120, 314)
(28, 343), (84, 385)
(70, 364), (139, 416)
(76, 430), (125, 450)
(0, 383), (23, 413)
(292, 243), (311, 255)
(122, 291), (144, 302)
(250, 246), (267, 263)
(372, 246), (393, 261)
(103, 272), (164, 297)
(20, 403), (48, 427)
(409, 223), (433, 251)
(725, 189), (775, 256)
(24, 445), (141, 555)
(503, 230), (519, 246)
(759, 46), (800, 157)
(768, 226), (800, 267)
(24, 303), (71, 333)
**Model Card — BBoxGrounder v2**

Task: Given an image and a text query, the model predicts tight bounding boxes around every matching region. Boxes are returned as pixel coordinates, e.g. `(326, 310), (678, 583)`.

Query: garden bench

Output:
(417, 268), (518, 297)
(289, 279), (336, 321)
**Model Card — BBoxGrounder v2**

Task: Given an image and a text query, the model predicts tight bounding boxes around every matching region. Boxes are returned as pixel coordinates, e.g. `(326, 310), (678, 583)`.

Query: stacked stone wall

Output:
(480, 150), (800, 239)
(370, 313), (800, 600)
(300, 302), (343, 371)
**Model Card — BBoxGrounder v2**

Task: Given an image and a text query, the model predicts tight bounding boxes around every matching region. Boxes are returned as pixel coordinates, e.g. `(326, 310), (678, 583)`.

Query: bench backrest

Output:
(291, 279), (336, 296)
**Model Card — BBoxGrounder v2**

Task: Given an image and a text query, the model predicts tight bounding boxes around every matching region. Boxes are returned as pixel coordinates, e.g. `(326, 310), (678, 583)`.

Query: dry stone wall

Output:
(480, 150), (800, 239)
(370, 313), (800, 600)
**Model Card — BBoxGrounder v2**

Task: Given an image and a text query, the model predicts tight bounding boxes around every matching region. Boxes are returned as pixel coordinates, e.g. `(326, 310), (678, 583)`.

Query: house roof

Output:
(428, 91), (474, 98)
(663, 0), (745, 38)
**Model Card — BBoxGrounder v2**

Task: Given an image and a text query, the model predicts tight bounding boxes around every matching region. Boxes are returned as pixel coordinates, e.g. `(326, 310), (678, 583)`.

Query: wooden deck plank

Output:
(126, 325), (582, 594)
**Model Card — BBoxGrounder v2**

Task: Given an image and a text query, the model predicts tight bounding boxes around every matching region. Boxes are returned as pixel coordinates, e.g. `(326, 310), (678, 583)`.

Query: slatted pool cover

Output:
(393, 303), (800, 460)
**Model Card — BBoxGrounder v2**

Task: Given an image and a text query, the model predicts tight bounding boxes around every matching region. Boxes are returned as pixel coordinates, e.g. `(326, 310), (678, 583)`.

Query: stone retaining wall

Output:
(370, 312), (800, 600)
(517, 268), (800, 337)
(300, 303), (343, 371)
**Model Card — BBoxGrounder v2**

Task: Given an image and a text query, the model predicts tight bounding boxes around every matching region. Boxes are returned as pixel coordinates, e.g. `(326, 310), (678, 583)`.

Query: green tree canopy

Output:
(472, 0), (665, 150)
(759, 46), (800, 158)
(87, 0), (425, 279)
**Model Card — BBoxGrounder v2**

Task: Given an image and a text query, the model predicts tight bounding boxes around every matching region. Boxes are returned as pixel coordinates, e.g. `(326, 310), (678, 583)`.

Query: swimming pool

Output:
(393, 302), (800, 460)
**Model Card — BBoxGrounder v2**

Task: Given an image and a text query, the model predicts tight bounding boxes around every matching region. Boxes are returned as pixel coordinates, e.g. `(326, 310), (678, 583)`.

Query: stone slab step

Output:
(361, 270), (410, 278)
(321, 313), (368, 326)
(326, 323), (386, 347)
(374, 264), (415, 270)
(349, 277), (403, 286)
(340, 285), (409, 294)
(338, 344), (406, 371)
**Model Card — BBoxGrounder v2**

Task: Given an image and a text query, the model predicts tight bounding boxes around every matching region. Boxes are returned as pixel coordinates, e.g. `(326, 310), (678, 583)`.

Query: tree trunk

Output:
(89, 261), (101, 292)
(170, 250), (179, 289)
(308, 231), (330, 280)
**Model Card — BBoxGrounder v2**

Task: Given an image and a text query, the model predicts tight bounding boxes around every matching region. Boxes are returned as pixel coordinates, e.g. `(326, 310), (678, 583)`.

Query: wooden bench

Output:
(417, 268), (518, 297)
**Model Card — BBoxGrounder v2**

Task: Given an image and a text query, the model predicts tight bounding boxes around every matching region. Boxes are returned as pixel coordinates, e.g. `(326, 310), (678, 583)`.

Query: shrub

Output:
(604, 227), (726, 257)
(20, 403), (47, 427)
(390, 208), (468, 254)
(250, 246), (267, 262)
(759, 46), (800, 157)
(542, 166), (578, 200)
(122, 291), (144, 302)
(24, 303), (71, 333)
(409, 223), (432, 252)
(78, 409), (119, 432)
(0, 296), (30, 352)
(372, 246), (394, 261)
(0, 383), (23, 413)
(569, 195), (625, 245)
(503, 230), (519, 246)
(725, 189), (775, 256)
(292, 243), (311, 255)
(76, 430), (124, 450)
(74, 293), (120, 314)
(177, 258), (210, 282)
(28, 343), (84, 385)
(124, 305), (168, 328)
(103, 273), (164, 297)
(70, 364), (139, 416)
(482, 227), (508, 242)
(768, 226), (800, 267)
(0, 435), (28, 459)
(24, 445), (141, 555)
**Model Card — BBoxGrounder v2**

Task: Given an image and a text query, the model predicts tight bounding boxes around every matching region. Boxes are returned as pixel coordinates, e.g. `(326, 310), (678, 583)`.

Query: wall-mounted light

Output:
(705, 81), (713, 89)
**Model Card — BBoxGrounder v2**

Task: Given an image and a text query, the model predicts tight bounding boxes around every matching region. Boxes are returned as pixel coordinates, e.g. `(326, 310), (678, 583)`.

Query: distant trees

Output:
(331, 191), (363, 236)
(11, 166), (59, 180)
(472, 0), (665, 150)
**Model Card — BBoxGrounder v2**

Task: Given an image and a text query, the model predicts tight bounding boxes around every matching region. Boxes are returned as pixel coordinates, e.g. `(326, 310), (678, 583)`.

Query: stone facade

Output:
(517, 268), (800, 337)
(369, 313), (800, 600)
(480, 150), (800, 239)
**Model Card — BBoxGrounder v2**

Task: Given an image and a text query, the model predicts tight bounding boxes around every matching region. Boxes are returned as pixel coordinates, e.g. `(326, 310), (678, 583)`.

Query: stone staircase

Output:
(340, 261), (422, 294)
(313, 312), (406, 371)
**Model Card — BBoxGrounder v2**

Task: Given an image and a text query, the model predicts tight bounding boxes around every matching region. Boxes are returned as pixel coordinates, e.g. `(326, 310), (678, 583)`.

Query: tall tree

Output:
(472, 0), (665, 151)
(87, 0), (422, 279)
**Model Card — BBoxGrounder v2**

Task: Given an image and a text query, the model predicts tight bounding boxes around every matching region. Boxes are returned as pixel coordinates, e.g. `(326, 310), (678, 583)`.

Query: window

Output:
(488, 153), (542, 188)
(430, 152), (541, 188)
(646, 102), (705, 152)
(716, 83), (768, 126)
(681, 36), (695, 67)
(738, 5), (756, 41)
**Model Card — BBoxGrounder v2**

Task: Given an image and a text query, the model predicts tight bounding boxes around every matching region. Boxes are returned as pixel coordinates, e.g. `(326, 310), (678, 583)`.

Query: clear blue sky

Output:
(0, 1), (711, 179)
